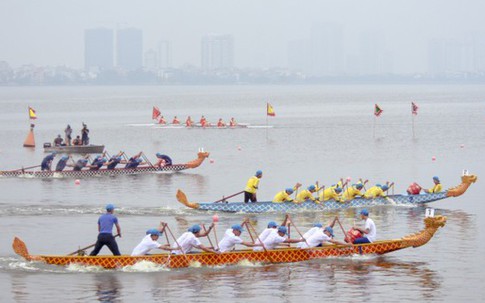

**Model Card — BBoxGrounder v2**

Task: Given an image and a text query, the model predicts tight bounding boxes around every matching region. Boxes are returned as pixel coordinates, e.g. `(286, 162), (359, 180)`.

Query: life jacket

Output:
(345, 228), (363, 244)
(407, 182), (422, 195)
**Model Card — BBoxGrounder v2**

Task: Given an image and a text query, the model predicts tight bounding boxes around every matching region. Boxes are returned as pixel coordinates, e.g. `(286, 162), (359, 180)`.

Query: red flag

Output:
(28, 106), (37, 119)
(412, 102), (419, 115)
(152, 106), (161, 120)
(374, 104), (383, 117)
(267, 103), (275, 116)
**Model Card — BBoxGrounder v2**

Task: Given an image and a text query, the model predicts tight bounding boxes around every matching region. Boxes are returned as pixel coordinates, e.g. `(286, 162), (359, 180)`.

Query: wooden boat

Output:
(154, 123), (251, 129)
(176, 174), (477, 213)
(11, 216), (447, 269)
(0, 151), (209, 179)
(43, 144), (105, 154)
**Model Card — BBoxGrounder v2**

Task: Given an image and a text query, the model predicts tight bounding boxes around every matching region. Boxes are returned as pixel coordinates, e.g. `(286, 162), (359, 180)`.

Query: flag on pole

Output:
(374, 104), (383, 117)
(152, 106), (161, 120)
(267, 103), (275, 117)
(28, 106), (37, 120)
(412, 102), (419, 115)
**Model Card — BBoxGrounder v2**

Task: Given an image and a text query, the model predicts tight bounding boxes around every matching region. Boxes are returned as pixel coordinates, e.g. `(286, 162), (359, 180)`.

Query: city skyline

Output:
(1, 0), (485, 75)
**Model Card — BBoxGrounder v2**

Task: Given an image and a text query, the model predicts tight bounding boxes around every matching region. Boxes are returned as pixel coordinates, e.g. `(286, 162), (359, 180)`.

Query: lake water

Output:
(0, 85), (484, 302)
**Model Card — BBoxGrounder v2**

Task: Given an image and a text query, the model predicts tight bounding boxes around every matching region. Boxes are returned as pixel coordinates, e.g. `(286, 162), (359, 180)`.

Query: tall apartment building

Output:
(84, 28), (114, 71)
(201, 34), (234, 70)
(117, 28), (143, 71)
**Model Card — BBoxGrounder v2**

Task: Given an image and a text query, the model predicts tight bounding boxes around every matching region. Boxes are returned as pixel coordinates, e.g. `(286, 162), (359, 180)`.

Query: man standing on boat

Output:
(90, 204), (121, 256)
(81, 123), (89, 145)
(352, 209), (376, 244)
(218, 224), (260, 252)
(424, 176), (442, 193)
(172, 224), (219, 255)
(41, 152), (56, 171)
(244, 170), (263, 203)
(64, 124), (72, 146)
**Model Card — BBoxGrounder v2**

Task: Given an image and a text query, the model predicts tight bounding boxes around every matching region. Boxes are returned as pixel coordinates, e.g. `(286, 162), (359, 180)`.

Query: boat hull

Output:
(44, 145), (105, 154)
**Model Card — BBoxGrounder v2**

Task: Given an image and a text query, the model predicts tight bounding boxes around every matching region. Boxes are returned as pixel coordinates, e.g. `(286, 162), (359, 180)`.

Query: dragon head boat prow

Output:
(185, 149), (210, 169)
(400, 215), (447, 248)
(176, 189), (200, 209)
(446, 174), (477, 197)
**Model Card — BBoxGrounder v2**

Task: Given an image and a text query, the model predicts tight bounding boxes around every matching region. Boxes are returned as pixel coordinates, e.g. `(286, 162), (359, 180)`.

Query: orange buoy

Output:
(23, 125), (35, 148)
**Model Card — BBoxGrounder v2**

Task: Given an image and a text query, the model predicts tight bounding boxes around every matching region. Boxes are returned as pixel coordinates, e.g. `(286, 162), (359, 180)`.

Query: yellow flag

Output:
(267, 103), (275, 116)
(28, 107), (37, 119)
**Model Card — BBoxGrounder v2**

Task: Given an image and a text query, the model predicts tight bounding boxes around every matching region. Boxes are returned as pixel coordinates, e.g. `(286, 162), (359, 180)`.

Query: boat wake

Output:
(121, 260), (170, 272)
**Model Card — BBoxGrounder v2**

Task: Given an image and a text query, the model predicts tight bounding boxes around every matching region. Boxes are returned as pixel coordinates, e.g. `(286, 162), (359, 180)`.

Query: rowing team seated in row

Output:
(40, 151), (173, 172)
(130, 215), (362, 256)
(158, 115), (238, 127)
(272, 177), (442, 203)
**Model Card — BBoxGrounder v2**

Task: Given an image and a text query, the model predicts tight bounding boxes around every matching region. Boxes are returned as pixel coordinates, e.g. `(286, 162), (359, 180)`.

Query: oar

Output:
(286, 215), (311, 249)
(68, 234), (120, 256)
(8, 165), (41, 172)
(165, 224), (190, 264)
(202, 224), (215, 249)
(243, 218), (255, 243)
(244, 220), (274, 263)
(141, 152), (155, 168)
(336, 217), (350, 243)
(212, 214), (220, 250)
(213, 191), (244, 203)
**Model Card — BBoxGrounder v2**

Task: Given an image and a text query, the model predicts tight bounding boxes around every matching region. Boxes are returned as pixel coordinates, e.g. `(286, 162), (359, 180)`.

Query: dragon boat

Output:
(176, 174), (477, 213)
(0, 151), (209, 179)
(12, 216), (446, 269)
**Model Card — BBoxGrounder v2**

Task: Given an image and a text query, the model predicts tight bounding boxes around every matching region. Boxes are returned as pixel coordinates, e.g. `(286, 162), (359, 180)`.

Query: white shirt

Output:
(256, 228), (277, 244)
(302, 227), (321, 240)
(131, 235), (162, 256)
(218, 229), (244, 252)
(254, 231), (286, 251)
(364, 218), (377, 242)
(172, 232), (202, 255)
(297, 229), (331, 248)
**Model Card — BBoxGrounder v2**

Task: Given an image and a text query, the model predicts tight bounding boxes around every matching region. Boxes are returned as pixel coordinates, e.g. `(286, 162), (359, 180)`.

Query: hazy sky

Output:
(1, 0), (484, 73)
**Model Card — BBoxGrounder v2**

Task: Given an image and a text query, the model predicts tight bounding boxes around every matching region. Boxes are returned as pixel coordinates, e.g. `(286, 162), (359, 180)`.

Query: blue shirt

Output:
(41, 155), (55, 169)
(107, 157), (121, 169)
(125, 158), (140, 169)
(98, 213), (118, 234)
(55, 159), (68, 171)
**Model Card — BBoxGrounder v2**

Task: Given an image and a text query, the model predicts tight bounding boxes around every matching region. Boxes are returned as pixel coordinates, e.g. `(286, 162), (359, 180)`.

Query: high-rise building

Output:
(84, 28), (114, 71)
(201, 34), (234, 70)
(117, 28), (143, 71)
(158, 40), (172, 69)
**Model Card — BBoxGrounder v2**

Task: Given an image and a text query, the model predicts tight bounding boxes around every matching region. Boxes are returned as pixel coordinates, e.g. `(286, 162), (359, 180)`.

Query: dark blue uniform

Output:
(55, 158), (68, 171)
(41, 154), (55, 171)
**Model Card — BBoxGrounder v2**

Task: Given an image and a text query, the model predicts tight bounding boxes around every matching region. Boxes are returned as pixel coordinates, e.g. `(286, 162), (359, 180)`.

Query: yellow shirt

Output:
(342, 186), (363, 201)
(319, 187), (342, 202)
(427, 183), (442, 193)
(245, 176), (260, 194)
(364, 186), (386, 199)
(273, 191), (293, 203)
(295, 189), (317, 203)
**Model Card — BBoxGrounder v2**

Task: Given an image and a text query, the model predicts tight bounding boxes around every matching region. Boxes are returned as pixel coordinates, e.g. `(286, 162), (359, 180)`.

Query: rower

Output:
(295, 185), (319, 203)
(424, 176), (442, 193)
(297, 226), (346, 248)
(172, 224), (219, 255)
(229, 117), (237, 127)
(255, 221), (279, 244)
(106, 153), (123, 170)
(253, 226), (304, 251)
(125, 152), (143, 169)
(218, 224), (260, 252)
(363, 184), (388, 199)
(131, 226), (177, 256)
(200, 115), (207, 127)
(319, 185), (343, 203)
(41, 152), (57, 171)
(73, 158), (89, 171)
(217, 118), (226, 127)
(89, 156), (107, 171)
(55, 155), (69, 172)
(158, 116), (167, 125)
(352, 209), (377, 244)
(342, 182), (365, 202)
(172, 116), (180, 124)
(186, 116), (194, 127)
(155, 153), (173, 167)
(273, 187), (295, 203)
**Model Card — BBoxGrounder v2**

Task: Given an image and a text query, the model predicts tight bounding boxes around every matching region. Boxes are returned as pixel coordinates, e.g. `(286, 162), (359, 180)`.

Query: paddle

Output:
(286, 215), (311, 249)
(165, 224), (190, 264)
(212, 214), (220, 250)
(213, 191), (244, 203)
(335, 217), (351, 243)
(243, 220), (274, 263)
(202, 224), (215, 249)
(68, 234), (120, 256)
(9, 165), (41, 172)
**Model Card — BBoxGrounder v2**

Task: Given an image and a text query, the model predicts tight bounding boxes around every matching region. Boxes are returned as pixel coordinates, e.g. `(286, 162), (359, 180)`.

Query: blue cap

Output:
(256, 170), (263, 176)
(156, 153), (163, 158)
(308, 185), (316, 191)
(278, 226), (288, 235)
(324, 226), (334, 237)
(51, 152), (57, 156)
(285, 188), (294, 194)
(267, 221), (278, 228)
(101, 158), (107, 162)
(147, 228), (160, 236)
(433, 176), (440, 181)
(106, 204), (115, 211)
(381, 185), (389, 191)
(313, 223), (323, 228)
(355, 183), (363, 189)
(360, 209), (369, 216)
(376, 184), (382, 188)
(61, 155), (69, 161)
(334, 187), (342, 193)
(231, 224), (244, 232)
(188, 225), (201, 233)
